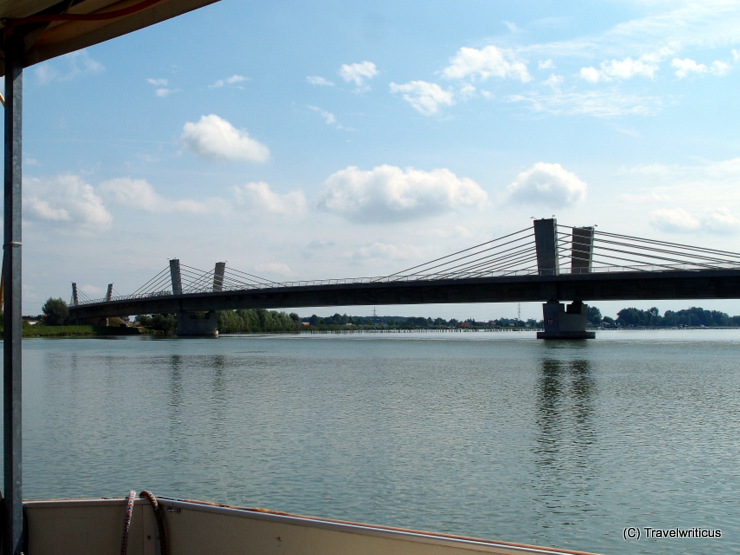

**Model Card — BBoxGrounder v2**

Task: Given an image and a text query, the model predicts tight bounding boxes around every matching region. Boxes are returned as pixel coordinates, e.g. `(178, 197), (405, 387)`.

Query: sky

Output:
(14, 0), (740, 320)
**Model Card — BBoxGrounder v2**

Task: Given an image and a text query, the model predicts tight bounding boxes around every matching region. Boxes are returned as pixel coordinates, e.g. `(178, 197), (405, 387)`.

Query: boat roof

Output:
(0, 0), (219, 76)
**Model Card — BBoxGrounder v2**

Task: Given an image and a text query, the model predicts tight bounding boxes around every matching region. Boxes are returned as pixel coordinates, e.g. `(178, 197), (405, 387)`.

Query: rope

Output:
(140, 490), (169, 555)
(120, 490), (136, 555)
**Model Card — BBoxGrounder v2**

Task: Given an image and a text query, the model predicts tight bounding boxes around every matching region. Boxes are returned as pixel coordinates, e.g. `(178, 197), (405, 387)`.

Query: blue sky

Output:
(17, 0), (740, 320)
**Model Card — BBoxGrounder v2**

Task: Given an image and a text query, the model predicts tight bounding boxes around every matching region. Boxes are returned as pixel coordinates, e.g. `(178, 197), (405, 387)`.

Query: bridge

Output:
(68, 218), (740, 338)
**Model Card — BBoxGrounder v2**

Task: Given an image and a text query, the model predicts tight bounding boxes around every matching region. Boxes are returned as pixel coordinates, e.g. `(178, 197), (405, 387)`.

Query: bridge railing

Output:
(573, 262), (740, 274)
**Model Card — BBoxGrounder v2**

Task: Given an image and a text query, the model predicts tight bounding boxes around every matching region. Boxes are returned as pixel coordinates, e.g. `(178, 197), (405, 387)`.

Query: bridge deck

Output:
(69, 268), (740, 320)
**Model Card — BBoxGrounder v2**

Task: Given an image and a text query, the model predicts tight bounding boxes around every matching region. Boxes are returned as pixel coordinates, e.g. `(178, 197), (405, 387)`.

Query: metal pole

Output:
(3, 33), (26, 555)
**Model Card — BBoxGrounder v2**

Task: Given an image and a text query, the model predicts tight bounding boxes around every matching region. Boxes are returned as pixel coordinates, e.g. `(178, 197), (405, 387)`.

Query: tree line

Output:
(137, 309), (302, 334)
(610, 306), (740, 328)
(35, 297), (740, 333)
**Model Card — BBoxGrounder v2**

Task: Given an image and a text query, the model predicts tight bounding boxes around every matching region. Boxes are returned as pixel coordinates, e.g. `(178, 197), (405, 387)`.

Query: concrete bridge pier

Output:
(169, 259), (221, 336)
(537, 300), (595, 340)
(177, 311), (219, 337)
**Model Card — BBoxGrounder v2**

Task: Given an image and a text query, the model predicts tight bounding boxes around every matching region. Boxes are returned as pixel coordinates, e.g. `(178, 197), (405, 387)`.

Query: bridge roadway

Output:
(69, 268), (740, 321)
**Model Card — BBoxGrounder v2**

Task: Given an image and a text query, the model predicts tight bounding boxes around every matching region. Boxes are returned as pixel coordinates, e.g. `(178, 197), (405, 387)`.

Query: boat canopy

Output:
(0, 0), (219, 75)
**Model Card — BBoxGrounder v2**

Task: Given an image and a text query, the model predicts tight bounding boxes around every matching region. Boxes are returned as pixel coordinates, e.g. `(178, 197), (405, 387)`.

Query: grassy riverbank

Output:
(19, 325), (143, 338)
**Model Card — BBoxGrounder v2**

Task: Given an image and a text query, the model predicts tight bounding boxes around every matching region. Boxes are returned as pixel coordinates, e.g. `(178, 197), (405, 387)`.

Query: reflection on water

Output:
(536, 358), (595, 464)
(534, 358), (598, 524)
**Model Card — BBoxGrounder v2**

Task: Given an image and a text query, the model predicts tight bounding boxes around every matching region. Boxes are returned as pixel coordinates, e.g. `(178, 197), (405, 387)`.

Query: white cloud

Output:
(99, 178), (218, 214)
(701, 209), (739, 234)
(317, 165), (488, 223)
(146, 77), (177, 97)
(180, 114), (270, 163)
(308, 106), (341, 128)
(389, 81), (455, 116)
(510, 90), (663, 117)
(457, 83), (479, 101)
(651, 208), (701, 233)
(542, 74), (564, 90)
(34, 49), (104, 84)
(25, 174), (112, 233)
(671, 58), (706, 78)
(255, 262), (293, 276)
(210, 74), (248, 88)
(579, 67), (603, 84)
(442, 45), (531, 83)
(100, 178), (164, 211)
(672, 58), (730, 78)
(233, 182), (307, 216)
(507, 162), (587, 207)
(307, 75), (335, 86)
(711, 60), (731, 76)
(338, 61), (378, 89)
(580, 56), (659, 83)
(539, 59), (555, 70)
(350, 241), (425, 263)
(621, 190), (671, 204)
(651, 207), (739, 235)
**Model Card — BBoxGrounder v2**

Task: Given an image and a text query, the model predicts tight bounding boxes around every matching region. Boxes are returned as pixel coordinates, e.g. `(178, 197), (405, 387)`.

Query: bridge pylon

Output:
(534, 219), (595, 339)
(169, 259), (221, 337)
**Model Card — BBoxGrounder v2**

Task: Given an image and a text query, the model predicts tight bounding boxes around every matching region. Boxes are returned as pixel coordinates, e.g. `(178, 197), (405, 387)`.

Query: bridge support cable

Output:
(178, 263), (219, 293)
(592, 241), (722, 271)
(552, 224), (740, 272)
(221, 267), (282, 290)
(419, 232), (540, 279)
(588, 229), (740, 271)
(594, 229), (740, 259)
(70, 284), (96, 305)
(375, 226), (535, 282)
(130, 266), (172, 298)
(409, 240), (539, 280)
(435, 243), (540, 279)
(446, 248), (540, 279)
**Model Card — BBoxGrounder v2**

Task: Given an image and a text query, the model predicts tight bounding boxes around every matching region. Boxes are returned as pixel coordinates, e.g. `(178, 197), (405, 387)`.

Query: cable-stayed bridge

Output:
(68, 219), (740, 338)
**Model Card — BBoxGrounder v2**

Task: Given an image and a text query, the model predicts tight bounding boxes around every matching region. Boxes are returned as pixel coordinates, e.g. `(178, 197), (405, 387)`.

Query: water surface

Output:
(17, 330), (740, 554)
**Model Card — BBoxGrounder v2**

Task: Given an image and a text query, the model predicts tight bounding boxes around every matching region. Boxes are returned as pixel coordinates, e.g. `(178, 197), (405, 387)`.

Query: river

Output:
(16, 329), (740, 554)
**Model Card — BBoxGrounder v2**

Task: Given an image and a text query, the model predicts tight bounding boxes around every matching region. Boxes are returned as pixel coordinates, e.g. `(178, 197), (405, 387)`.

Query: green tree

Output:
(136, 314), (153, 327)
(587, 306), (602, 326)
(150, 313), (177, 334)
(42, 298), (69, 326)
